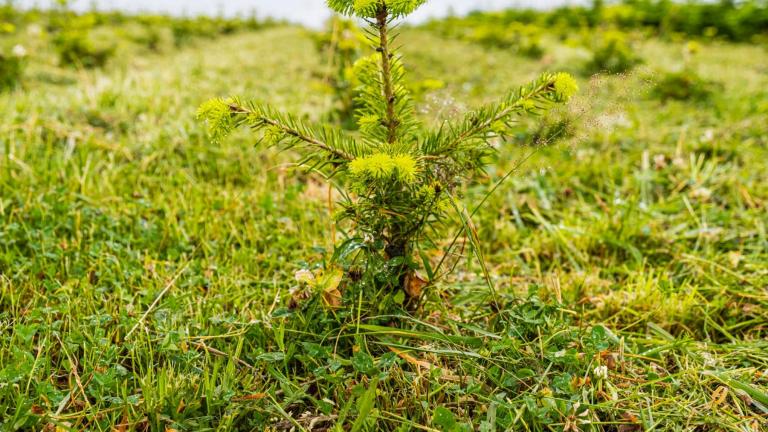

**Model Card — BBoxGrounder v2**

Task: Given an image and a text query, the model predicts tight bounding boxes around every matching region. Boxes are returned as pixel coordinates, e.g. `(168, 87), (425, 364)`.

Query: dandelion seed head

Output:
(12, 44), (27, 57)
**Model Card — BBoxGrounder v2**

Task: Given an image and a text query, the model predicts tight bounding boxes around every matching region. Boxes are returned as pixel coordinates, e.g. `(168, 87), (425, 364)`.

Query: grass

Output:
(1, 19), (767, 432)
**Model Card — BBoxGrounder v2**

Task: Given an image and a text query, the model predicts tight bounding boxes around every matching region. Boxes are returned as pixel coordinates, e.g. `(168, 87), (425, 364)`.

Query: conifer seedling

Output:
(198, 0), (578, 308)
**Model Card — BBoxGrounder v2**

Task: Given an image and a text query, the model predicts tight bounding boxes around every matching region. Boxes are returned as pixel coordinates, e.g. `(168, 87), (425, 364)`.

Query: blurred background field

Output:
(13, 0), (586, 27)
(1, 1), (767, 431)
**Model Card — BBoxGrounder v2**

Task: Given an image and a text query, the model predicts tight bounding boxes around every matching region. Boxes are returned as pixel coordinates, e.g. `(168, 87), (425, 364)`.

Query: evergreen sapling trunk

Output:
(198, 0), (578, 312)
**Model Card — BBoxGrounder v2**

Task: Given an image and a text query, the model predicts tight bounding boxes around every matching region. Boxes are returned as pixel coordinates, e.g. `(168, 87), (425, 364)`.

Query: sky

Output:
(17, 1), (588, 27)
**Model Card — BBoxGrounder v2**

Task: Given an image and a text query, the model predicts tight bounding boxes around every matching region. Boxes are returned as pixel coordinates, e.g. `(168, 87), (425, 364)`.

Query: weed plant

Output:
(53, 29), (115, 68)
(652, 42), (718, 102)
(425, 17), (545, 59)
(584, 30), (643, 75)
(50, 11), (116, 68)
(474, 23), (544, 59)
(0, 43), (25, 90)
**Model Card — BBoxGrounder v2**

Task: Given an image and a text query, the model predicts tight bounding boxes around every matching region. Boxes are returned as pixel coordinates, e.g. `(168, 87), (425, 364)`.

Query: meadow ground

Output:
(1, 24), (767, 431)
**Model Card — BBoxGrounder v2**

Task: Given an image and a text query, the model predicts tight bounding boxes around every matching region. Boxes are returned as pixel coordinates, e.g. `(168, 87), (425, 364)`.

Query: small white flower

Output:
(294, 269), (315, 285)
(596, 112), (631, 132)
(593, 365), (609, 380)
(27, 24), (42, 36)
(701, 351), (718, 368)
(690, 187), (712, 201)
(11, 44), (27, 58)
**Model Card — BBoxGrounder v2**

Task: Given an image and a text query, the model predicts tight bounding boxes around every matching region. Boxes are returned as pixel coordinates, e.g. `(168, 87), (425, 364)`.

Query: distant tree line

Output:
(426, 0), (768, 42)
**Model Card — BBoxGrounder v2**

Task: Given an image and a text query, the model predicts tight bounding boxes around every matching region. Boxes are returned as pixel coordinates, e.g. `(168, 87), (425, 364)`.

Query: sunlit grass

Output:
(0, 18), (766, 431)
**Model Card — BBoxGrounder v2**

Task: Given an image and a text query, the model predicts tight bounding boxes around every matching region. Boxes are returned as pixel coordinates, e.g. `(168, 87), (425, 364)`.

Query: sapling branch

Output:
(423, 73), (577, 160)
(198, 98), (366, 165)
(229, 103), (354, 161)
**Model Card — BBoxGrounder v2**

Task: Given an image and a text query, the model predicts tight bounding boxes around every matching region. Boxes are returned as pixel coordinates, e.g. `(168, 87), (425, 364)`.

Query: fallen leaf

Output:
(617, 411), (642, 432)
(389, 346), (433, 370)
(31, 405), (45, 415)
(233, 393), (267, 401)
(710, 386), (729, 408)
(405, 272), (427, 298)
(322, 286), (342, 309)
(600, 350), (619, 370)
(571, 375), (591, 388)
(113, 413), (129, 432)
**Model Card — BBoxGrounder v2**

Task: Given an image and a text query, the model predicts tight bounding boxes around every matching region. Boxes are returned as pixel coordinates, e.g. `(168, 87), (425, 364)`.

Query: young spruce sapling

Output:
(198, 0), (578, 310)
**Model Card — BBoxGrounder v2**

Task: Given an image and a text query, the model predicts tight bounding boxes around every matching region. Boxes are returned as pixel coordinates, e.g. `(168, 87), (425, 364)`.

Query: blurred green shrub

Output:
(584, 30), (642, 75)
(652, 69), (715, 102)
(469, 23), (545, 59)
(651, 42), (718, 102)
(171, 15), (268, 47)
(425, 16), (546, 59)
(423, 0), (768, 43)
(47, 10), (116, 68)
(171, 17), (214, 47)
(125, 19), (168, 52)
(0, 44), (26, 90)
(53, 28), (115, 68)
(310, 16), (368, 128)
(408, 78), (445, 100)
